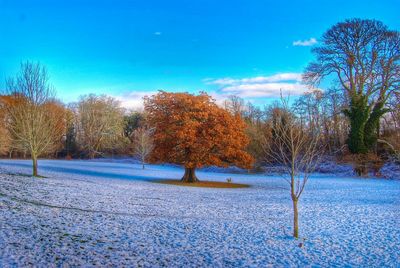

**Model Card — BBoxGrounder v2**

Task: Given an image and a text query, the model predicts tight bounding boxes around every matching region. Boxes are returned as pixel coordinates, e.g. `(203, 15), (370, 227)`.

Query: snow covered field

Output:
(0, 159), (399, 267)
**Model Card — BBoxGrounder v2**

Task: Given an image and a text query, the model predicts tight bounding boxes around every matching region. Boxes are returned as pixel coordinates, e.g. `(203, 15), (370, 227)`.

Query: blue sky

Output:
(1, 0), (399, 108)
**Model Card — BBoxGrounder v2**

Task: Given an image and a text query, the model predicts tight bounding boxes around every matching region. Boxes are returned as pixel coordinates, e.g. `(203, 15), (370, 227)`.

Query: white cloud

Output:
(154, 32), (162, 35)
(222, 82), (308, 98)
(113, 91), (157, 110)
(205, 73), (309, 98)
(292, 37), (317, 46)
(206, 90), (229, 106)
(206, 78), (238, 86)
(113, 72), (308, 110)
(205, 73), (302, 86)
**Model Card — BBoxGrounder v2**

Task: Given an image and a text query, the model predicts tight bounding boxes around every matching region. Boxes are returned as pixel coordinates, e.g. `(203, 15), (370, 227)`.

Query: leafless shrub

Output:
(131, 127), (154, 169)
(263, 96), (323, 238)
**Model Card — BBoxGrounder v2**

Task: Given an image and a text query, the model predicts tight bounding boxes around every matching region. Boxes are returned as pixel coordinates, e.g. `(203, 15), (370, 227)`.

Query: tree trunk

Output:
(364, 101), (387, 151)
(181, 167), (199, 183)
(344, 95), (370, 154)
(32, 156), (38, 177)
(355, 166), (368, 177)
(292, 198), (299, 238)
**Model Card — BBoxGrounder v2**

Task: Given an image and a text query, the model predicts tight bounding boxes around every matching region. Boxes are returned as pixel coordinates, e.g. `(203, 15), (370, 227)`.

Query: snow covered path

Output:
(0, 159), (399, 267)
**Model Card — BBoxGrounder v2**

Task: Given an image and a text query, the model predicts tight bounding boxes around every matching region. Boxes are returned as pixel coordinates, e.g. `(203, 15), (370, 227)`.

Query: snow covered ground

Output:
(0, 159), (399, 267)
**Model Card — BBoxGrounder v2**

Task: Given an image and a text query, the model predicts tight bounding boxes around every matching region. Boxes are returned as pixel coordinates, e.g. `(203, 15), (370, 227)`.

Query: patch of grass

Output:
(153, 179), (250, 188)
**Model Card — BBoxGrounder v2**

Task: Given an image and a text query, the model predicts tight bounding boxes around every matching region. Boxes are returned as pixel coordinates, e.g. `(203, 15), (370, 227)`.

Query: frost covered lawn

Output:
(0, 159), (399, 267)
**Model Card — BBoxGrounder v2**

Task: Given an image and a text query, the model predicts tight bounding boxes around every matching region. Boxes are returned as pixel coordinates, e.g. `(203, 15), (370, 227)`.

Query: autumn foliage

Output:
(144, 91), (253, 182)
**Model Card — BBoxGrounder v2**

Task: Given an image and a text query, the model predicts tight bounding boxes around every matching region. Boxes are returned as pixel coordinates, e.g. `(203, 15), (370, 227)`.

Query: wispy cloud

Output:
(221, 83), (308, 98)
(154, 32), (162, 36)
(113, 91), (157, 110)
(205, 73), (302, 86)
(205, 73), (309, 98)
(292, 37), (317, 46)
(113, 72), (308, 109)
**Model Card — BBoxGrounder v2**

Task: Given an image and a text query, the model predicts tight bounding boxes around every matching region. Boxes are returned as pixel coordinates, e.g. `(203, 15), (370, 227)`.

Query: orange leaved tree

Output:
(144, 91), (253, 182)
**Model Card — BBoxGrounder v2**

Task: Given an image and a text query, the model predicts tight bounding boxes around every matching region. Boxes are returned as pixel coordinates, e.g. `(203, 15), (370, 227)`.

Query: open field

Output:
(0, 159), (399, 267)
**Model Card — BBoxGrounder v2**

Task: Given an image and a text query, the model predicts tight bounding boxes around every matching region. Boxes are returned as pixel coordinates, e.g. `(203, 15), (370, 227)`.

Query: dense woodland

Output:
(1, 18), (399, 178)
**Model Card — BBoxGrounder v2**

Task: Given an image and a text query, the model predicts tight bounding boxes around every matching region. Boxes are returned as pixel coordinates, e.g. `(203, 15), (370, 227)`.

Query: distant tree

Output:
(292, 89), (347, 154)
(321, 88), (348, 152)
(245, 122), (270, 169)
(293, 90), (324, 132)
(263, 97), (322, 238)
(387, 92), (400, 131)
(123, 111), (145, 138)
(224, 95), (246, 116)
(0, 96), (11, 155)
(75, 94), (125, 158)
(304, 18), (400, 154)
(243, 101), (265, 125)
(379, 92), (400, 161)
(131, 127), (154, 169)
(144, 91), (253, 182)
(223, 96), (267, 169)
(64, 106), (78, 158)
(3, 62), (65, 176)
(44, 100), (67, 157)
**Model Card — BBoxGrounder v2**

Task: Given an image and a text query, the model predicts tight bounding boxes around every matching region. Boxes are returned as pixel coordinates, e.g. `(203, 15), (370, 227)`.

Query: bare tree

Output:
(131, 127), (154, 169)
(263, 97), (322, 238)
(378, 92), (400, 161)
(75, 94), (126, 158)
(0, 128), (10, 156)
(224, 95), (246, 116)
(0, 97), (11, 155)
(304, 18), (399, 154)
(3, 62), (65, 176)
(293, 89), (348, 154)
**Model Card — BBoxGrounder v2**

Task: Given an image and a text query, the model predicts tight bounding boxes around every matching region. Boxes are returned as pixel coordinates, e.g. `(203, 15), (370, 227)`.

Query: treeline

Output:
(224, 91), (399, 172)
(0, 77), (147, 161)
(0, 64), (398, 173)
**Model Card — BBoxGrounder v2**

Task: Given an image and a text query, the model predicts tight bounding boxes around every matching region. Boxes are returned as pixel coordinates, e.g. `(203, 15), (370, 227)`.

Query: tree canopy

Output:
(144, 91), (253, 182)
(74, 94), (126, 159)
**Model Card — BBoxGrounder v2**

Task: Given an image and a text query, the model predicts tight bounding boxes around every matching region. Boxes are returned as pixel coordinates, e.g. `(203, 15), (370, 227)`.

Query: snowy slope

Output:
(0, 159), (399, 267)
